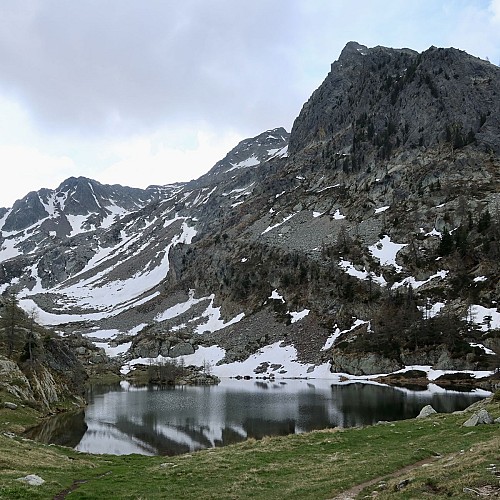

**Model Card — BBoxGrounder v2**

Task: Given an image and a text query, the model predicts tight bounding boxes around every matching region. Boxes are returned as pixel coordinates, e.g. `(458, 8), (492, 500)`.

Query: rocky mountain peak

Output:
(192, 127), (289, 188)
(289, 42), (500, 157)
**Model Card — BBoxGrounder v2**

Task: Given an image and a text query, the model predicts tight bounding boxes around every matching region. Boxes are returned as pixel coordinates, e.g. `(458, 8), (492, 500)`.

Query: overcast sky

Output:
(0, 0), (499, 207)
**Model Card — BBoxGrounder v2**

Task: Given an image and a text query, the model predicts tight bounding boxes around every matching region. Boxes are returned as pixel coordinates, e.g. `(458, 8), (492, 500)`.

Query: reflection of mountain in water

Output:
(330, 383), (484, 428)
(28, 380), (487, 456)
(26, 410), (87, 448)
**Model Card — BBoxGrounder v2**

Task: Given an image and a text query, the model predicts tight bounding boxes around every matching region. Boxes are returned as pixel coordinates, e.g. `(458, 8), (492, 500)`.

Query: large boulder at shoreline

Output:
(416, 405), (437, 419)
(330, 350), (402, 376)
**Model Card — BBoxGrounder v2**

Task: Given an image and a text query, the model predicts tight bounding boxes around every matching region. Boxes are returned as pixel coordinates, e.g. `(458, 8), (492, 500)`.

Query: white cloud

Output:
(491, 0), (500, 22)
(95, 128), (243, 189)
(0, 1), (499, 207)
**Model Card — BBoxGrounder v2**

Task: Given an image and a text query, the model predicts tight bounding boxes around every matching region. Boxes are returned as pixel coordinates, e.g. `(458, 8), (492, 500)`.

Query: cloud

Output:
(0, 1), (499, 207)
(94, 127), (243, 189)
(0, 144), (79, 206)
(0, 0), (304, 137)
(491, 0), (500, 21)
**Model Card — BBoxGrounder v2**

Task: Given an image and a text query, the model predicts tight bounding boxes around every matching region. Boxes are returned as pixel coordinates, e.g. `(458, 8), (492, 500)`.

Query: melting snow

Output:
(228, 155), (260, 171)
(289, 309), (309, 323)
(67, 214), (91, 237)
(392, 270), (448, 290)
(193, 296), (245, 335)
(332, 209), (346, 220)
(19, 219), (196, 324)
(469, 343), (495, 355)
(369, 236), (407, 272)
(95, 341), (132, 358)
(0, 238), (21, 262)
(418, 301), (446, 319)
(84, 329), (120, 340)
(467, 305), (500, 331)
(155, 289), (206, 322)
(321, 319), (368, 351)
(338, 259), (387, 286)
(269, 289), (285, 303)
(261, 213), (296, 235)
(374, 206), (390, 214)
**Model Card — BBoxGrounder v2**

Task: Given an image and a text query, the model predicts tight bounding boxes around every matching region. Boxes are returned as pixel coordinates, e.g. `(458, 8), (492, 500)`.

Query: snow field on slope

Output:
(124, 342), (334, 379)
(155, 289), (245, 334)
(338, 259), (387, 286)
(19, 219), (196, 323)
(123, 344), (495, 386)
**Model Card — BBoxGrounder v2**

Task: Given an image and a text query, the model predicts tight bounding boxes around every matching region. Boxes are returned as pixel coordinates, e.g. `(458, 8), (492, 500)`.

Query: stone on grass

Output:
(476, 409), (494, 424)
(4, 402), (17, 410)
(416, 405), (437, 418)
(463, 409), (494, 427)
(495, 417), (500, 424)
(463, 414), (479, 427)
(16, 475), (45, 486)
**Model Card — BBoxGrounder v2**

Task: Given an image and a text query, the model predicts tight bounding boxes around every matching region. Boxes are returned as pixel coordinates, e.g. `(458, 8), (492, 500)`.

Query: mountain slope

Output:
(1, 43), (499, 381)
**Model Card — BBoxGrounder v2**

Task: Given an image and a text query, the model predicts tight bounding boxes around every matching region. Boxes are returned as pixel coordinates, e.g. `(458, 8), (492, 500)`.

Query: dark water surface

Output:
(28, 379), (488, 456)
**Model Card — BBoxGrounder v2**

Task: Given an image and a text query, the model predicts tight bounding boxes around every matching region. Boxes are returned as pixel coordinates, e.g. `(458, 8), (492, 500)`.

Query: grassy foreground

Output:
(0, 398), (499, 499)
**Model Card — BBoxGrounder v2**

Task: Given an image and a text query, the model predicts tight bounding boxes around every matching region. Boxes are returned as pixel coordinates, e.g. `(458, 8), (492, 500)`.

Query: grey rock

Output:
(463, 414), (480, 427)
(330, 350), (402, 376)
(416, 405), (437, 419)
(494, 417), (500, 424)
(4, 402), (18, 410)
(169, 342), (195, 358)
(159, 341), (171, 357)
(476, 409), (494, 424)
(16, 474), (45, 486)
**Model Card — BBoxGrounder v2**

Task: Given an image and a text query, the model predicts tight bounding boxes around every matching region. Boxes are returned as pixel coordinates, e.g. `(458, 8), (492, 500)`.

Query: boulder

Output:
(463, 414), (479, 427)
(463, 409), (494, 427)
(169, 342), (195, 358)
(16, 475), (45, 486)
(476, 409), (494, 424)
(416, 405), (437, 419)
(4, 402), (18, 410)
(330, 350), (402, 376)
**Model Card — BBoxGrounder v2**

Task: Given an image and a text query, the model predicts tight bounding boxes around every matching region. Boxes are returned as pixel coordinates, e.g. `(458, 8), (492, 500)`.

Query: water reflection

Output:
(27, 379), (488, 456)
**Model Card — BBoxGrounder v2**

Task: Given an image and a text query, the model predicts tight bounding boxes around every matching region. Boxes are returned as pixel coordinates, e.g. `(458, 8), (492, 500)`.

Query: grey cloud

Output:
(1, 0), (498, 140)
(0, 0), (307, 136)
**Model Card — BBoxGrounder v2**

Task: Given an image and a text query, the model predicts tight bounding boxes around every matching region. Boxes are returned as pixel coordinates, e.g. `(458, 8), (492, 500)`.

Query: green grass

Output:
(0, 399), (499, 499)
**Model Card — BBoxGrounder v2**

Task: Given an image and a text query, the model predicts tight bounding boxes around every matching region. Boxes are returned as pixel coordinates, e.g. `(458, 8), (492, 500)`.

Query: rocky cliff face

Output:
(0, 43), (499, 379)
(290, 41), (500, 155)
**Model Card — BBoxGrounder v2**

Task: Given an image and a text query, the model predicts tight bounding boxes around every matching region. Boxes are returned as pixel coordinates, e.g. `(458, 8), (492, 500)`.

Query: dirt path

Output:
(328, 457), (438, 500)
(53, 471), (112, 499)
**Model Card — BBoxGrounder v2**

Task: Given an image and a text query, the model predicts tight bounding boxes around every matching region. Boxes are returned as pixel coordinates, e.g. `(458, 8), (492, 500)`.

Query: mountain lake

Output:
(27, 379), (489, 456)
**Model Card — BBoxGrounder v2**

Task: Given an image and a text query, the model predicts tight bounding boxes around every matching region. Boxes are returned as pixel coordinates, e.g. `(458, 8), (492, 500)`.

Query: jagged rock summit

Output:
(290, 41), (500, 155)
(1, 42), (499, 382)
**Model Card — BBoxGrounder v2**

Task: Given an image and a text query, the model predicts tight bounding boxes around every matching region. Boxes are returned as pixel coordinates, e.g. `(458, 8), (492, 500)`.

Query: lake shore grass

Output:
(0, 395), (499, 499)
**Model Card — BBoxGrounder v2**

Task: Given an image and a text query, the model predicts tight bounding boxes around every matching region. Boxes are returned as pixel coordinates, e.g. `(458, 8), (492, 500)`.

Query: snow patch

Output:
(289, 309), (309, 323)
(322, 320), (368, 351)
(261, 213), (296, 235)
(269, 289), (285, 303)
(338, 259), (387, 286)
(369, 236), (407, 272)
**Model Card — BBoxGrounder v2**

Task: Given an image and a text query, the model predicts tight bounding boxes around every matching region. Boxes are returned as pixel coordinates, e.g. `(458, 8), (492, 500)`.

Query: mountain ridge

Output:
(1, 42), (499, 383)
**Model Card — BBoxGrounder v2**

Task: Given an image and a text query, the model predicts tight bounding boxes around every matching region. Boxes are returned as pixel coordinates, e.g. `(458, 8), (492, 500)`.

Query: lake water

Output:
(28, 379), (488, 456)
